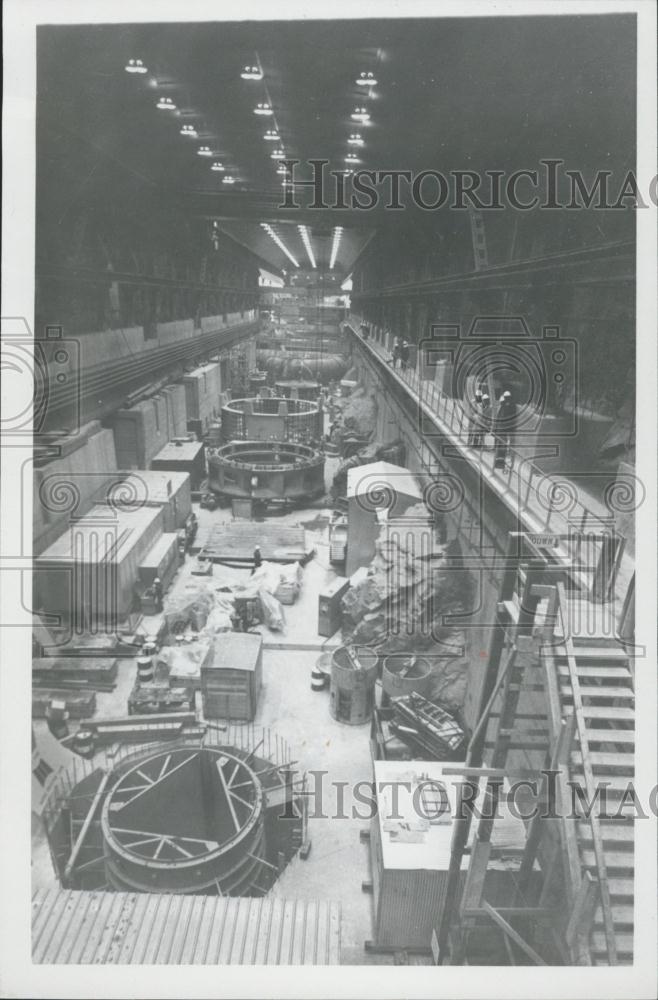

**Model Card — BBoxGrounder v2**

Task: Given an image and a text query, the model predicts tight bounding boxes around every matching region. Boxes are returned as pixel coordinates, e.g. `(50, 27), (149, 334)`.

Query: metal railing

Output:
(347, 318), (631, 605)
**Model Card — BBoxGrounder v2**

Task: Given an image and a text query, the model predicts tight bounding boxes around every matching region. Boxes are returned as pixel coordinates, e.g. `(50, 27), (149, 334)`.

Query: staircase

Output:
(547, 584), (634, 965)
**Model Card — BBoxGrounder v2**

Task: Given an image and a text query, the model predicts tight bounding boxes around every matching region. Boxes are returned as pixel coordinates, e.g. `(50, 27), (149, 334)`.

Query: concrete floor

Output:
(32, 471), (428, 964)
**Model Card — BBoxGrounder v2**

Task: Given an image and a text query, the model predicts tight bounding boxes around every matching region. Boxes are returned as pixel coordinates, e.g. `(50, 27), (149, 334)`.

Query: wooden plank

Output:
(585, 729), (635, 745)
(565, 871), (598, 949)
(558, 665), (631, 680)
(480, 902), (547, 965)
(570, 752), (635, 773)
(560, 685), (634, 702)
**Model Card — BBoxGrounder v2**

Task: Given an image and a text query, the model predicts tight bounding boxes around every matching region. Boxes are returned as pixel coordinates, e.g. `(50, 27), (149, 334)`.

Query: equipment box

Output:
(318, 576), (349, 637)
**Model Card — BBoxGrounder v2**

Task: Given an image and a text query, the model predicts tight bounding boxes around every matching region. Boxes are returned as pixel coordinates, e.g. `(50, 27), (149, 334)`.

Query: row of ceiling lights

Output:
(126, 59), (238, 184)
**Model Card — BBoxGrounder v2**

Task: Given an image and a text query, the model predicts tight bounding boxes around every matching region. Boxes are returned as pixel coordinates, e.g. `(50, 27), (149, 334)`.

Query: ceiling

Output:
(37, 15), (636, 275)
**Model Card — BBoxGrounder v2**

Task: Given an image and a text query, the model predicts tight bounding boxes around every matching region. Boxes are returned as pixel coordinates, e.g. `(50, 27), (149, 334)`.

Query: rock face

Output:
(341, 504), (475, 716)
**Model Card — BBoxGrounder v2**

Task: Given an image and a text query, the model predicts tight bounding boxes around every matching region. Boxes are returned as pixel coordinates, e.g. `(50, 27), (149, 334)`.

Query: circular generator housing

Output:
(220, 396), (323, 444)
(329, 645), (379, 725)
(101, 747), (265, 894)
(274, 380), (321, 401)
(208, 440), (325, 502)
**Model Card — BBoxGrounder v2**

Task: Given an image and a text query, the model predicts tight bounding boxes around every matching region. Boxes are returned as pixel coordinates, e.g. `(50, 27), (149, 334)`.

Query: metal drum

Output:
(329, 645), (378, 725)
(136, 656), (154, 684)
(381, 654), (432, 705)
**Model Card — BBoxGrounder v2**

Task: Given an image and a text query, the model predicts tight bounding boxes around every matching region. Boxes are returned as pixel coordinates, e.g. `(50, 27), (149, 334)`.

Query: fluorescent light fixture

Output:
(329, 227), (343, 270)
(211, 161), (225, 171)
(180, 124), (198, 137)
(156, 96), (176, 110)
(254, 102), (273, 116)
(298, 225), (316, 269)
(241, 65), (263, 80)
(345, 153), (360, 163)
(348, 133), (364, 146)
(222, 175), (236, 184)
(125, 59), (148, 74)
(197, 145), (212, 156)
(270, 149), (286, 160)
(276, 165), (288, 175)
(260, 223), (299, 267)
(264, 129), (279, 141)
(356, 71), (377, 86)
(351, 106), (370, 123)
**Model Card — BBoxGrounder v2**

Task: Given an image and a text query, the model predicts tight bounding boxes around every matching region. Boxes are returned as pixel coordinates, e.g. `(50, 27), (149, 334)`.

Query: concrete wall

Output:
(33, 423), (119, 556)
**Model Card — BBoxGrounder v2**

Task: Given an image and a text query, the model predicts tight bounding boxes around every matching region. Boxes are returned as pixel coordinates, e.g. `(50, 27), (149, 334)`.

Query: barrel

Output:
(45, 699), (69, 739)
(137, 656), (154, 684)
(329, 645), (378, 725)
(142, 640), (158, 658)
(311, 667), (327, 691)
(382, 654), (432, 705)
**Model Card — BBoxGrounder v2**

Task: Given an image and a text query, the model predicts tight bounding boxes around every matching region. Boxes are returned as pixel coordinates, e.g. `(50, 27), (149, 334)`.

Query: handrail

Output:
(555, 581), (618, 965)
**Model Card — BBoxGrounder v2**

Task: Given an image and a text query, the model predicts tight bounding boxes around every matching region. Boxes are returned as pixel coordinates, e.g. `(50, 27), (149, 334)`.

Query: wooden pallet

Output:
(199, 522), (309, 565)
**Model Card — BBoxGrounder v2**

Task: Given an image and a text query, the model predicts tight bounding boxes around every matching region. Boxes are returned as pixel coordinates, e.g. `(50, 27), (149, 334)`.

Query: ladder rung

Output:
(570, 775), (635, 794)
(570, 751), (635, 773)
(593, 904), (634, 928)
(579, 706), (635, 721)
(578, 822), (635, 844)
(560, 686), (634, 702)
(581, 850), (634, 872)
(590, 931), (633, 956)
(607, 877), (634, 898)
(584, 728), (635, 745)
(556, 646), (629, 660)
(558, 665), (632, 681)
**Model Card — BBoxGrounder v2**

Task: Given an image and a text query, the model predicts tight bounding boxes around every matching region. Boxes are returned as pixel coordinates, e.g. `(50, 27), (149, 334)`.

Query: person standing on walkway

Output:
(493, 390), (517, 468)
(399, 339), (410, 371)
(468, 389), (489, 447)
(152, 576), (163, 612)
(251, 545), (262, 576)
(390, 336), (401, 368)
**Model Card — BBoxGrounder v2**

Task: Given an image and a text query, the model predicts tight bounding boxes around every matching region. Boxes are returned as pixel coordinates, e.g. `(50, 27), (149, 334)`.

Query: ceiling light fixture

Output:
(264, 129), (279, 141)
(125, 59), (148, 74)
(270, 149), (286, 160)
(222, 175), (236, 184)
(348, 133), (364, 146)
(156, 96), (176, 111)
(345, 153), (360, 164)
(254, 102), (273, 116)
(197, 145), (213, 156)
(180, 124), (198, 137)
(356, 71), (377, 87)
(329, 227), (343, 270)
(276, 164), (288, 175)
(298, 225), (316, 269)
(351, 106), (370, 123)
(211, 161), (225, 171)
(260, 223), (300, 268)
(241, 65), (263, 80)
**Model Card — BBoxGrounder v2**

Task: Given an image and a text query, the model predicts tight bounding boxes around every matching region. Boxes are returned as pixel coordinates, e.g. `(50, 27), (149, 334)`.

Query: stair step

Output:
(581, 850), (634, 872)
(560, 686), (634, 702)
(579, 706), (635, 721)
(570, 775), (635, 794)
(558, 664), (632, 681)
(607, 877), (634, 899)
(578, 822), (635, 844)
(582, 729), (635, 746)
(590, 931), (633, 957)
(559, 644), (628, 658)
(570, 751), (635, 773)
(593, 904), (634, 928)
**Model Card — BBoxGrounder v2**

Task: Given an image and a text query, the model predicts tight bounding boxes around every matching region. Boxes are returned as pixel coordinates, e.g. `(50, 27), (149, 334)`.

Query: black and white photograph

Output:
(1, 1), (656, 996)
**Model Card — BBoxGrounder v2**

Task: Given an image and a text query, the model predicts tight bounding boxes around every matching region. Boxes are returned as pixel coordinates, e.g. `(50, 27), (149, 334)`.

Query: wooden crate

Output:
(201, 633), (263, 721)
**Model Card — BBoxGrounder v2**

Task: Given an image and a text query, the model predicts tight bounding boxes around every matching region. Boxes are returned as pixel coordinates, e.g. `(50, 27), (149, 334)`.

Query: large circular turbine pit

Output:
(221, 396), (323, 443)
(102, 747), (265, 894)
(208, 440), (325, 502)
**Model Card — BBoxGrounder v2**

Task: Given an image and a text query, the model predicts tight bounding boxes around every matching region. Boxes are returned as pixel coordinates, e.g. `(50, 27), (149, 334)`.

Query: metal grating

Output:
(32, 888), (341, 965)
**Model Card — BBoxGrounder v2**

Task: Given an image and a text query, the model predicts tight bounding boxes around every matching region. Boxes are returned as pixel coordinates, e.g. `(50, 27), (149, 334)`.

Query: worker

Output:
(251, 545), (262, 575)
(468, 390), (491, 448)
(493, 390), (517, 469)
(152, 576), (163, 612)
(399, 339), (410, 371)
(390, 336), (401, 368)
